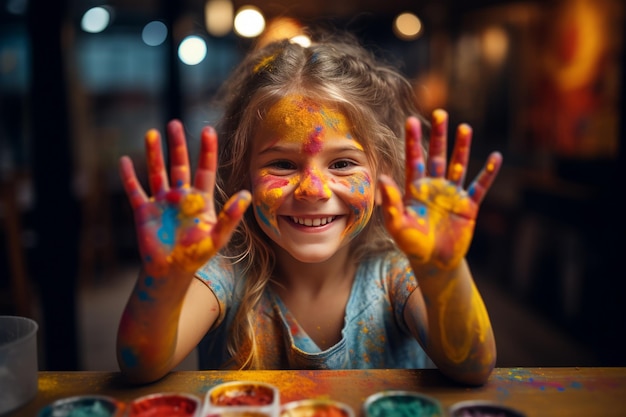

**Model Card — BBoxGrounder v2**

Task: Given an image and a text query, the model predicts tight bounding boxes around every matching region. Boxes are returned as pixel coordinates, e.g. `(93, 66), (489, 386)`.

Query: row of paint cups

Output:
(36, 380), (526, 417)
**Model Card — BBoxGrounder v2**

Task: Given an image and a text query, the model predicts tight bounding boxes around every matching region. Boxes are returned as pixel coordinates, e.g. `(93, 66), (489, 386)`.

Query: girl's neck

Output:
(272, 245), (356, 296)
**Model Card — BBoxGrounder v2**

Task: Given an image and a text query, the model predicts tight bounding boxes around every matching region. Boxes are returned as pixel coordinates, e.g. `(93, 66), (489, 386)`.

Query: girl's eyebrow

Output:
(258, 144), (366, 156)
(257, 144), (298, 155)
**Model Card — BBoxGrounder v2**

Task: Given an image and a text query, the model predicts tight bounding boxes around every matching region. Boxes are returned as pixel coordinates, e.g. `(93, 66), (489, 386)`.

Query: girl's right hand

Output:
(119, 120), (251, 277)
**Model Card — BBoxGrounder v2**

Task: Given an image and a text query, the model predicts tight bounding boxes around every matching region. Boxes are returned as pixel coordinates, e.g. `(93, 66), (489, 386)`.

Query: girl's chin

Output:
(282, 248), (338, 264)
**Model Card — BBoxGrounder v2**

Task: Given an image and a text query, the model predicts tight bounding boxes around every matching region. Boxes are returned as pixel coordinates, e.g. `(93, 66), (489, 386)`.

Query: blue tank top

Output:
(195, 252), (432, 370)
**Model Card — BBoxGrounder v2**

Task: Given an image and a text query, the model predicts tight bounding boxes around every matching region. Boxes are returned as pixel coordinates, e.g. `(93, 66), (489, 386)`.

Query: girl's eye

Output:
(269, 160), (296, 170)
(330, 160), (355, 170)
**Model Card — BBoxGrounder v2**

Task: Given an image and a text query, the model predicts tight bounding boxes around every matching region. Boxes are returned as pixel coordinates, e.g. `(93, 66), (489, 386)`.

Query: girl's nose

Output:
(294, 167), (332, 201)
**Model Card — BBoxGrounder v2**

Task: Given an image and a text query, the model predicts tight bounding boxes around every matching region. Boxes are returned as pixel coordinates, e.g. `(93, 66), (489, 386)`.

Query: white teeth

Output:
(291, 216), (335, 226)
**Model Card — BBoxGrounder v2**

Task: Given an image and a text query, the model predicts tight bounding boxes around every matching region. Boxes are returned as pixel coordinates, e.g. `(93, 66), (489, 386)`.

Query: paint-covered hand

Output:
(379, 110), (502, 270)
(120, 120), (251, 276)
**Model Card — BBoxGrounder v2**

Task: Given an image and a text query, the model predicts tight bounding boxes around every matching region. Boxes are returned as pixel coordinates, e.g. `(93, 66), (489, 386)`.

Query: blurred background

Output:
(0, 0), (624, 372)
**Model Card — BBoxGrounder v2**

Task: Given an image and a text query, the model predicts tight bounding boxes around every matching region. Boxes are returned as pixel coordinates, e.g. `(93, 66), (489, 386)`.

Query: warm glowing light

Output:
(178, 35), (207, 65)
(234, 6), (265, 38)
(205, 0), (234, 37)
(256, 17), (304, 49)
(142, 21), (168, 46)
(481, 27), (509, 66)
(393, 12), (422, 41)
(290, 35), (311, 48)
(81, 7), (111, 34)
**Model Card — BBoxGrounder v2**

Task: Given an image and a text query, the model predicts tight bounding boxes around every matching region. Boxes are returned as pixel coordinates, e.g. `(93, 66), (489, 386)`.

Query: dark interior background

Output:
(1, 0), (624, 370)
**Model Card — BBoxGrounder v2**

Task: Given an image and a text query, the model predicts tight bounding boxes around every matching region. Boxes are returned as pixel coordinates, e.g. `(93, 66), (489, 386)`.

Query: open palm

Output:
(379, 110), (502, 270)
(119, 120), (251, 275)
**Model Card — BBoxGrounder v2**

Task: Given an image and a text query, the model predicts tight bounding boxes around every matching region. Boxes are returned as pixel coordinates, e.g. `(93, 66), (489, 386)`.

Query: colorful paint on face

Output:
(334, 172), (374, 239)
(262, 95), (358, 154)
(251, 95), (374, 258)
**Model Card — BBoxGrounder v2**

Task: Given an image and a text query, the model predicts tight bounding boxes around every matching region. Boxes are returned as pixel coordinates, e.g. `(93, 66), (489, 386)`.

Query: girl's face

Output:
(250, 95), (375, 263)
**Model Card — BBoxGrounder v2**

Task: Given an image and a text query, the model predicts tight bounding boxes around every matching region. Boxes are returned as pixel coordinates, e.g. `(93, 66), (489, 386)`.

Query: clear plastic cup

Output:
(0, 315), (39, 414)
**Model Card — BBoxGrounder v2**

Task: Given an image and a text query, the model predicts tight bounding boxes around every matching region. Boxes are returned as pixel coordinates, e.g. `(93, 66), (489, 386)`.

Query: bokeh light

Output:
(81, 7), (111, 34)
(142, 21), (168, 46)
(234, 6), (265, 38)
(393, 12), (422, 41)
(178, 35), (207, 65)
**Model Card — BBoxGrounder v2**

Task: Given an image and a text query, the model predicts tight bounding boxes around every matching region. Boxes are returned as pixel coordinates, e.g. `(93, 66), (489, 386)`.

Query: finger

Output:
(145, 128), (169, 196)
(119, 156), (148, 209)
(447, 123), (472, 187)
(211, 191), (252, 249)
(167, 120), (191, 189)
(378, 175), (406, 232)
(194, 126), (218, 193)
(428, 109), (448, 178)
(405, 117), (426, 193)
(467, 152), (503, 205)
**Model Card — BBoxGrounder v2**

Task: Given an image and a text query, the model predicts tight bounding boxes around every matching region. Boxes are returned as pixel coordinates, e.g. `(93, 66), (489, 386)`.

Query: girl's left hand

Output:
(379, 109), (502, 270)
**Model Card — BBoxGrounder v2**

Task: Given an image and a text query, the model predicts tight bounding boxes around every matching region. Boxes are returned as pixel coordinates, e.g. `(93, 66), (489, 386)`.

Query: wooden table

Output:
(9, 368), (626, 417)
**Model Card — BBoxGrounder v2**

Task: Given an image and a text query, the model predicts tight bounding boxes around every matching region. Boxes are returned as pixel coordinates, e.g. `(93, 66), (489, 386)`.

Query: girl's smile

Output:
(250, 94), (375, 263)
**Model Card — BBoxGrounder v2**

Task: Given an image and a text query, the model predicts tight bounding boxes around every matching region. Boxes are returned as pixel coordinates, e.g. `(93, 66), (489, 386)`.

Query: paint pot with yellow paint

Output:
(204, 381), (279, 417)
(363, 390), (442, 417)
(280, 399), (354, 417)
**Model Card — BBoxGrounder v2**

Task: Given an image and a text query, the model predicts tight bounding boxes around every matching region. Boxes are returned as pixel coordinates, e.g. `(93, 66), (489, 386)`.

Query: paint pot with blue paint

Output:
(37, 395), (124, 417)
(363, 390), (443, 417)
(128, 392), (201, 417)
(280, 399), (355, 417)
(449, 400), (526, 417)
(204, 381), (279, 417)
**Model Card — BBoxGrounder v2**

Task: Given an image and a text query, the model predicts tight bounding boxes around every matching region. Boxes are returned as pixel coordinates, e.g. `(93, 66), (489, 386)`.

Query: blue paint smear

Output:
(138, 290), (154, 302)
(157, 206), (179, 245)
(121, 347), (139, 368)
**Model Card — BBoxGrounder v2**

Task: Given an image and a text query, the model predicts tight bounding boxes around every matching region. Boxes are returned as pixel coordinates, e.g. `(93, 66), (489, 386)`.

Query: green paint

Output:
(366, 393), (442, 417)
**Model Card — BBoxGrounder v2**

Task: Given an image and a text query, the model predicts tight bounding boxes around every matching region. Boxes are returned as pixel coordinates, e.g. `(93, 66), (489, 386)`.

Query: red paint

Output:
(130, 394), (199, 417)
(212, 386), (274, 406)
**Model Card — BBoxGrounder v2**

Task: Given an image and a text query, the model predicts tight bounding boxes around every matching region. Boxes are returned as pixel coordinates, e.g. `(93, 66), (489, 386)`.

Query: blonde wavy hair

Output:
(213, 30), (426, 369)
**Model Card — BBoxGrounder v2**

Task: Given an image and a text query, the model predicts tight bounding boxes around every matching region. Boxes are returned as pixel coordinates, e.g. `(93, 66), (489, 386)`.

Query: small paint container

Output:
(128, 392), (201, 417)
(363, 390), (443, 417)
(280, 399), (355, 417)
(449, 400), (526, 417)
(204, 381), (279, 417)
(37, 395), (124, 417)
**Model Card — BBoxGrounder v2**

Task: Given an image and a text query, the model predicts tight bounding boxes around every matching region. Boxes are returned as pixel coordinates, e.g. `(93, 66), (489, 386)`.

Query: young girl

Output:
(117, 33), (502, 386)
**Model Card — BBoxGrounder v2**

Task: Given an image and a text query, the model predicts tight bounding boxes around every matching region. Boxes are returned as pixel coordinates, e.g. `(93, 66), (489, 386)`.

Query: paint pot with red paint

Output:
(448, 400), (526, 417)
(280, 399), (354, 417)
(37, 395), (125, 417)
(128, 392), (201, 417)
(363, 390), (443, 417)
(204, 381), (279, 417)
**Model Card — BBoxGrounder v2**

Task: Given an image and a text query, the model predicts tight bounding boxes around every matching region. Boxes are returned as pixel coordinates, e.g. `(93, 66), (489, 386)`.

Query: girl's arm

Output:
(379, 110), (501, 385)
(403, 261), (496, 386)
(116, 121), (250, 384)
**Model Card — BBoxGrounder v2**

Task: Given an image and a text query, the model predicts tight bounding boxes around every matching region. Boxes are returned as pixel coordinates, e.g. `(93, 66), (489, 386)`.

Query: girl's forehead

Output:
(261, 94), (356, 143)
